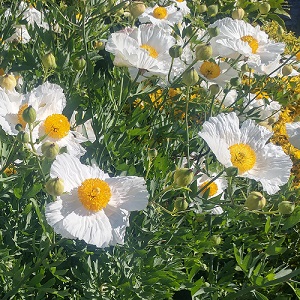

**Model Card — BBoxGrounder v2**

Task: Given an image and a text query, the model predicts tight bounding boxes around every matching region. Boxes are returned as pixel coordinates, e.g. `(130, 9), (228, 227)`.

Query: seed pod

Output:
(207, 26), (220, 38)
(173, 168), (194, 187)
(232, 8), (245, 20)
(259, 3), (271, 14)
(169, 45), (183, 58)
(245, 191), (266, 210)
(73, 57), (86, 71)
(17, 131), (30, 143)
(45, 177), (64, 196)
(278, 201), (295, 215)
(182, 68), (199, 86)
(22, 105), (36, 124)
(41, 142), (60, 159)
(210, 235), (222, 245)
(0, 74), (17, 91)
(195, 43), (213, 61)
(209, 84), (220, 96)
(42, 52), (57, 70)
(174, 197), (189, 211)
(197, 4), (207, 13)
(282, 65), (293, 76)
(207, 4), (218, 17)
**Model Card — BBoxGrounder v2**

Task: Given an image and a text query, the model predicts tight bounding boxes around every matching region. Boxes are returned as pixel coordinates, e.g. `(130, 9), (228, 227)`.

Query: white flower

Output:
(208, 18), (285, 73)
(172, 0), (190, 16)
(198, 112), (292, 194)
(106, 24), (175, 80)
(195, 60), (238, 87)
(5, 25), (31, 44)
(138, 4), (183, 31)
(211, 205), (224, 215)
(198, 173), (228, 199)
(45, 153), (149, 248)
(286, 122), (300, 149)
(70, 112), (96, 143)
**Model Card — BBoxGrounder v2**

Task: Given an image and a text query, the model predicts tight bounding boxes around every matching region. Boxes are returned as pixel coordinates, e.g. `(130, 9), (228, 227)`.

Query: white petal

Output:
(286, 122), (300, 149)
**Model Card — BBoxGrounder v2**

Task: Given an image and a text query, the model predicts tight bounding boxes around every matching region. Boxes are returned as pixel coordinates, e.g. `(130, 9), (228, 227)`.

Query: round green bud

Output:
(282, 65), (293, 76)
(210, 235), (222, 245)
(41, 142), (60, 159)
(195, 43), (213, 61)
(45, 177), (64, 196)
(278, 201), (295, 215)
(209, 84), (220, 96)
(17, 131), (29, 143)
(0, 74), (17, 91)
(15, 123), (23, 132)
(148, 148), (158, 159)
(197, 4), (207, 13)
(182, 68), (199, 86)
(207, 26), (220, 38)
(169, 45), (183, 58)
(174, 197), (189, 211)
(225, 166), (238, 177)
(241, 63), (250, 73)
(129, 1), (146, 18)
(22, 105), (36, 124)
(207, 4), (218, 17)
(173, 168), (194, 187)
(259, 3), (271, 14)
(94, 40), (105, 50)
(230, 77), (242, 86)
(42, 52), (57, 70)
(232, 8), (245, 20)
(245, 191), (266, 210)
(73, 57), (86, 71)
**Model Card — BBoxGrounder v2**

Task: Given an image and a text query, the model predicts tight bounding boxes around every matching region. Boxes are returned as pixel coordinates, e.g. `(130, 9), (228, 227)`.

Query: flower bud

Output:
(209, 84), (220, 96)
(15, 123), (23, 132)
(225, 166), (238, 177)
(207, 5), (218, 17)
(207, 26), (220, 38)
(169, 45), (183, 58)
(182, 68), (199, 86)
(197, 4), (207, 13)
(232, 8), (245, 20)
(173, 168), (194, 187)
(259, 3), (271, 14)
(0, 74), (17, 91)
(41, 142), (60, 159)
(17, 131), (29, 143)
(245, 191), (266, 210)
(174, 197), (189, 211)
(94, 40), (106, 50)
(210, 235), (222, 245)
(282, 65), (293, 76)
(73, 57), (86, 71)
(278, 201), (295, 215)
(148, 148), (158, 159)
(230, 77), (241, 86)
(45, 177), (64, 196)
(22, 105), (36, 124)
(42, 52), (57, 70)
(195, 43), (213, 61)
(129, 1), (146, 18)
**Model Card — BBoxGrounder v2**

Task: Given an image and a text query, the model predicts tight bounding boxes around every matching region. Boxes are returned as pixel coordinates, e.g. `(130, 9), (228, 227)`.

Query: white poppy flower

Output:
(286, 122), (300, 149)
(5, 25), (31, 44)
(45, 153), (149, 248)
(198, 173), (228, 199)
(172, 0), (190, 16)
(198, 112), (292, 195)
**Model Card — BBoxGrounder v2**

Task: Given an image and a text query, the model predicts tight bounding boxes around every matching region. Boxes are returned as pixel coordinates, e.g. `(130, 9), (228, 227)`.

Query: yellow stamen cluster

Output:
(241, 35), (259, 54)
(229, 143), (256, 173)
(78, 178), (112, 212)
(140, 44), (158, 58)
(17, 104), (29, 129)
(43, 114), (70, 139)
(200, 181), (218, 197)
(200, 61), (221, 79)
(153, 6), (168, 19)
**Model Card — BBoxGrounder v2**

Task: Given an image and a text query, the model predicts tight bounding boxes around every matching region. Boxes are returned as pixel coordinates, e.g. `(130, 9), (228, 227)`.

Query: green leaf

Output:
(265, 216), (271, 234)
(281, 207), (300, 230)
(254, 290), (269, 300)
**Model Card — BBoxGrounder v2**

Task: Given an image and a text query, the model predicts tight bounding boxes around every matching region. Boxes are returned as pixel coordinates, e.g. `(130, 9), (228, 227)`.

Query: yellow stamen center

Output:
(78, 178), (112, 212)
(200, 181), (218, 197)
(229, 143), (256, 173)
(255, 91), (269, 100)
(140, 44), (158, 58)
(4, 166), (17, 176)
(199, 61), (221, 79)
(43, 114), (70, 139)
(177, 0), (184, 2)
(17, 104), (29, 129)
(240, 35), (259, 54)
(296, 52), (300, 61)
(153, 6), (168, 19)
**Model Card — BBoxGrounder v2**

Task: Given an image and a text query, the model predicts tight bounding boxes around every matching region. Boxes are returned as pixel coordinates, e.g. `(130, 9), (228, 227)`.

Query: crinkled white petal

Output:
(286, 122), (300, 149)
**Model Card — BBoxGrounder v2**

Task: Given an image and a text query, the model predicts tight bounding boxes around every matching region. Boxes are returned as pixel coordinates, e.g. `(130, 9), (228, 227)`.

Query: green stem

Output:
(185, 86), (191, 168)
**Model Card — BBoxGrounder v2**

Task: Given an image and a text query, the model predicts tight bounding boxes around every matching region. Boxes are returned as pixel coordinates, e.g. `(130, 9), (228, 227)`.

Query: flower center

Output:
(17, 104), (29, 129)
(153, 6), (168, 19)
(240, 35), (259, 54)
(255, 91), (269, 100)
(140, 44), (158, 58)
(229, 143), (256, 173)
(296, 52), (300, 61)
(200, 181), (218, 197)
(78, 178), (112, 212)
(177, 0), (184, 2)
(43, 114), (70, 139)
(199, 61), (221, 79)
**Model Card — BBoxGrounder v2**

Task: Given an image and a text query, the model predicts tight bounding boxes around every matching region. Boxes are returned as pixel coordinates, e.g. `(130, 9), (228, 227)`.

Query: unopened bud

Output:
(195, 43), (213, 61)
(282, 65), (293, 76)
(15, 123), (23, 131)
(17, 131), (29, 143)
(148, 148), (158, 159)
(41, 142), (60, 159)
(173, 168), (194, 187)
(169, 45), (183, 58)
(278, 201), (295, 215)
(232, 8), (245, 20)
(22, 105), (36, 124)
(207, 26), (220, 38)
(259, 3), (271, 14)
(73, 57), (86, 71)
(230, 77), (241, 86)
(174, 197), (189, 211)
(210, 235), (222, 245)
(197, 4), (207, 13)
(209, 84), (220, 96)
(129, 1), (146, 18)
(245, 191), (266, 210)
(45, 177), (64, 196)
(207, 4), (218, 17)
(182, 68), (199, 86)
(0, 74), (17, 91)
(42, 52), (57, 70)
